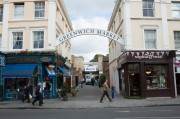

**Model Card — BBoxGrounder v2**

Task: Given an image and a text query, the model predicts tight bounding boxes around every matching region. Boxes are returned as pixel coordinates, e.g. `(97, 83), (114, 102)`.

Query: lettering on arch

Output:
(55, 28), (124, 46)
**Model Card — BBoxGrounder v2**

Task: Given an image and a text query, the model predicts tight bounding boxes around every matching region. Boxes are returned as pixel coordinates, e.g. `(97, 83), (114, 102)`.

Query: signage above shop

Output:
(118, 50), (176, 65)
(126, 51), (170, 59)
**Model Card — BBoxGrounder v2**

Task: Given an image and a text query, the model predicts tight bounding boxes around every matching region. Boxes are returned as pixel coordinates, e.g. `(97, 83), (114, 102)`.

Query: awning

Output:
(2, 64), (37, 78)
(57, 66), (70, 78)
(45, 66), (56, 77)
(64, 64), (72, 70)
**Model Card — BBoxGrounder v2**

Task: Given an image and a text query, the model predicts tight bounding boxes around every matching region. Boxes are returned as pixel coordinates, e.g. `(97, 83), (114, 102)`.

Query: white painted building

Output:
(0, 0), (72, 62)
(108, 0), (180, 97)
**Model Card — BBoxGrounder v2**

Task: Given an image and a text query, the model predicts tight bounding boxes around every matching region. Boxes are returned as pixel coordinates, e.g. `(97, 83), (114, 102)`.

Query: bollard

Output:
(111, 86), (114, 99)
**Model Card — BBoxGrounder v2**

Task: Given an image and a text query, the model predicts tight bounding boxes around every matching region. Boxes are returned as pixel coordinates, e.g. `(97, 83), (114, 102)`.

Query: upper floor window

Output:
(13, 32), (23, 49)
(33, 31), (44, 49)
(144, 30), (156, 49)
(0, 34), (2, 47)
(172, 2), (180, 19)
(174, 31), (180, 49)
(142, 0), (154, 17)
(0, 6), (3, 22)
(34, 2), (45, 18)
(14, 3), (24, 20)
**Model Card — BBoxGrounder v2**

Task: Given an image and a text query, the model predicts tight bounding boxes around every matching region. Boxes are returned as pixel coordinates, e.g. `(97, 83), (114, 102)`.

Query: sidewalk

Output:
(0, 95), (180, 109)
(1, 85), (180, 109)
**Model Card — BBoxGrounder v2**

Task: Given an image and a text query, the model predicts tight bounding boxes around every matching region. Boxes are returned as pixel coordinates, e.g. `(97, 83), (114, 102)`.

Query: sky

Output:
(63, 0), (116, 62)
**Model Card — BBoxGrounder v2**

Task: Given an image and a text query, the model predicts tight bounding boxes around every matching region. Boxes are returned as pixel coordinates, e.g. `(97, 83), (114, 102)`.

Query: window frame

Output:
(31, 30), (45, 50)
(174, 31), (180, 49)
(34, 1), (45, 18)
(143, 29), (157, 50)
(142, 0), (154, 17)
(14, 3), (24, 20)
(171, 2), (180, 19)
(0, 5), (3, 22)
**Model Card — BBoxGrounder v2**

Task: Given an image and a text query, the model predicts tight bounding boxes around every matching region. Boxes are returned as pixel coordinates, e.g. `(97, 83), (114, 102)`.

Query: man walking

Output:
(100, 80), (112, 103)
(32, 83), (43, 106)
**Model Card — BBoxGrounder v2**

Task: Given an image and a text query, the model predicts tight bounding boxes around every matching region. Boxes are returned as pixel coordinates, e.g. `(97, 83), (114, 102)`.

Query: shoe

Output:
(32, 102), (34, 106)
(39, 104), (43, 106)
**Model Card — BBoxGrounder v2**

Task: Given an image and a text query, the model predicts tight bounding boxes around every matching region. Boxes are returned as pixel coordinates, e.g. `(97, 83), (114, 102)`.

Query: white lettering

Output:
(55, 28), (124, 46)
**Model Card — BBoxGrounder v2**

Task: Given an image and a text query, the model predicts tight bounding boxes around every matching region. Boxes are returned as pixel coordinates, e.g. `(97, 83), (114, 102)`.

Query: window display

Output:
(146, 65), (167, 89)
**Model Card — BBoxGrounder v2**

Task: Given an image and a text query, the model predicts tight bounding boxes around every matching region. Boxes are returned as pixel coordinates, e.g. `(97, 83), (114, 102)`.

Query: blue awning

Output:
(45, 66), (56, 77)
(2, 64), (37, 78)
(57, 66), (70, 78)
(64, 64), (72, 70)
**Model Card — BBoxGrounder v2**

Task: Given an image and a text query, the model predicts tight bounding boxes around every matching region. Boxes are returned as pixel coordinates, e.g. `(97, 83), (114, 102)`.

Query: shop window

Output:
(146, 65), (167, 89)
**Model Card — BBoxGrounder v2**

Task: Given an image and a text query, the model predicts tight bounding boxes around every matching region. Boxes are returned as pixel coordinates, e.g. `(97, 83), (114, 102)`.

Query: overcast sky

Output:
(63, 0), (115, 62)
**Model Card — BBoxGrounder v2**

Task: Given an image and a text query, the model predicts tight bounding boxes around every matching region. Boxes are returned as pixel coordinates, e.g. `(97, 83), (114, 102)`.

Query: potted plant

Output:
(61, 82), (69, 101)
(70, 86), (78, 97)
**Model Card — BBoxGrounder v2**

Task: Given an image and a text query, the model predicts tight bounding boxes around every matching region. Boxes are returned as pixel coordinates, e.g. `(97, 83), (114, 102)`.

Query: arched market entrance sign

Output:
(55, 28), (124, 46)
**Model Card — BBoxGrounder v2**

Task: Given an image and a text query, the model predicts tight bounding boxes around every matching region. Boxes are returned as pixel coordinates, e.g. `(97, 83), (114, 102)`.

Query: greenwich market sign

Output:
(55, 28), (124, 46)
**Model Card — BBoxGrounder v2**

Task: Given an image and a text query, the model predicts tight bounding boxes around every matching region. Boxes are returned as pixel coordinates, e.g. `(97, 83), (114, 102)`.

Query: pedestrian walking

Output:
(100, 80), (112, 103)
(80, 78), (84, 88)
(32, 83), (43, 106)
(22, 84), (30, 103)
(44, 81), (51, 99)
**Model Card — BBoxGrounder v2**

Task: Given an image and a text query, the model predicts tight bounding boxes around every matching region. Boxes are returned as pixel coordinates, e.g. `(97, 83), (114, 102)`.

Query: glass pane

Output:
(146, 65), (167, 89)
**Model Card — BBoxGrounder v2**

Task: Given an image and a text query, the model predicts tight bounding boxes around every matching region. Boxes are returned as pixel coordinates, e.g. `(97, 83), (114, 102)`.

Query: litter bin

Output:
(111, 86), (114, 99)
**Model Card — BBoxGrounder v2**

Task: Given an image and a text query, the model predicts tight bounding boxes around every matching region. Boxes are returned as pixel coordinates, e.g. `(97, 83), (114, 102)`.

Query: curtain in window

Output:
(144, 30), (156, 49)
(174, 31), (180, 49)
(14, 5), (24, 19)
(172, 2), (180, 18)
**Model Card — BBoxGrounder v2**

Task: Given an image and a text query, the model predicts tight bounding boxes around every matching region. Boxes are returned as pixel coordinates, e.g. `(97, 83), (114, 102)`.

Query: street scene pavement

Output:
(0, 84), (180, 109)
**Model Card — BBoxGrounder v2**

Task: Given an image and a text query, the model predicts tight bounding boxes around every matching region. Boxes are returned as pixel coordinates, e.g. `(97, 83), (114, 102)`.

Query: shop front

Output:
(1, 51), (67, 100)
(175, 55), (180, 95)
(118, 50), (176, 98)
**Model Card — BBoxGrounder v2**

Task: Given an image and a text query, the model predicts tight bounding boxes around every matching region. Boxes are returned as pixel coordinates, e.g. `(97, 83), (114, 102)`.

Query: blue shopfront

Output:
(1, 51), (70, 100)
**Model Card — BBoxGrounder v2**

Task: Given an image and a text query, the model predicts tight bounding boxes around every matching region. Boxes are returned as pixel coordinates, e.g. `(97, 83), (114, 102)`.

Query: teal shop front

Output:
(2, 51), (66, 100)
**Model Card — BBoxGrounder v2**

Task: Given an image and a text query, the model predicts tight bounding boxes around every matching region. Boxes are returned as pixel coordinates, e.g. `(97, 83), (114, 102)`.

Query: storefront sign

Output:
(7, 57), (38, 64)
(126, 51), (169, 59)
(40, 57), (52, 62)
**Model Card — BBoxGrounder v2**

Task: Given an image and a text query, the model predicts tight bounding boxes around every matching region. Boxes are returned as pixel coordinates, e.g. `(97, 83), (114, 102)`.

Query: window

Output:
(172, 2), (180, 19)
(33, 31), (44, 49)
(142, 0), (154, 17)
(13, 32), (23, 49)
(0, 6), (3, 22)
(14, 3), (24, 20)
(144, 30), (156, 49)
(34, 2), (45, 18)
(146, 65), (167, 89)
(0, 34), (2, 47)
(174, 31), (180, 49)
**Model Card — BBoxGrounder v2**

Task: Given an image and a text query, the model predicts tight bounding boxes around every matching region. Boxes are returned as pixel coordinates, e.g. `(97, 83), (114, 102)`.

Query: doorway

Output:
(176, 73), (180, 95)
(128, 63), (140, 96)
